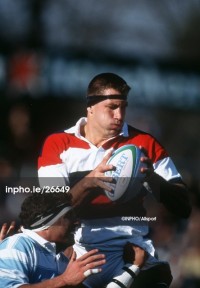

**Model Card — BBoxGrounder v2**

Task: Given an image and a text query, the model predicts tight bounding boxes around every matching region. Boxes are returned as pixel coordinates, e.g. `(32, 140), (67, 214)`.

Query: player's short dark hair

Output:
(19, 193), (71, 228)
(87, 72), (131, 96)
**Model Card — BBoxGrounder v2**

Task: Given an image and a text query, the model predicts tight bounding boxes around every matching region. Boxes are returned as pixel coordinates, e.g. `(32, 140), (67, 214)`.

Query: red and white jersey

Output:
(38, 117), (181, 191)
(38, 117), (181, 252)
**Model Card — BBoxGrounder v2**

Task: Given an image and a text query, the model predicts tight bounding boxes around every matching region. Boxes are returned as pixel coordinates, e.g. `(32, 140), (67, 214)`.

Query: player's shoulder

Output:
(127, 125), (159, 144)
(42, 131), (75, 149)
(0, 233), (33, 251)
(43, 128), (89, 151)
(45, 131), (70, 142)
(126, 125), (168, 160)
(127, 125), (154, 138)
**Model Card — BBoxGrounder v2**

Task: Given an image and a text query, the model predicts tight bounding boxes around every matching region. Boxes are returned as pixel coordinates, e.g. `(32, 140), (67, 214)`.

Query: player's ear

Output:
(87, 106), (93, 114)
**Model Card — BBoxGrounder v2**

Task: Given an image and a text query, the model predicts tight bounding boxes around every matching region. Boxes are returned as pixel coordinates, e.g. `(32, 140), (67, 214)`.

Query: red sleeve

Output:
(38, 133), (69, 169)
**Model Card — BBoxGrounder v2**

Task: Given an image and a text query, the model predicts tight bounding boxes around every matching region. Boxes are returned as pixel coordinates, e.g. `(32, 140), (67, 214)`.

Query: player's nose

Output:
(114, 108), (123, 120)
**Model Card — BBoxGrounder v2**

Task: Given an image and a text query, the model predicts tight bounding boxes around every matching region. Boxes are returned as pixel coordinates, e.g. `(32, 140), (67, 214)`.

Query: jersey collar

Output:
(21, 227), (57, 254)
(65, 117), (129, 138)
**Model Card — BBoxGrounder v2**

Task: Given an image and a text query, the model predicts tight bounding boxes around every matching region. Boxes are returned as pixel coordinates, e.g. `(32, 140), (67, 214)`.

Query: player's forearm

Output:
(19, 274), (72, 288)
(145, 173), (191, 218)
(106, 264), (140, 288)
(69, 177), (93, 206)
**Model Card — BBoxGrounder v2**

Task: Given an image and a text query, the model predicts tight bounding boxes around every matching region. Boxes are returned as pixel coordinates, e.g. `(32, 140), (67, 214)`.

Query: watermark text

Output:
(121, 216), (157, 222)
(5, 185), (70, 195)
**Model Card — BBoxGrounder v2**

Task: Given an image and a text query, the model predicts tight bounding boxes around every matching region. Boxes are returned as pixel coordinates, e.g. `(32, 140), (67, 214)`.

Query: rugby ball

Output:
(104, 145), (146, 202)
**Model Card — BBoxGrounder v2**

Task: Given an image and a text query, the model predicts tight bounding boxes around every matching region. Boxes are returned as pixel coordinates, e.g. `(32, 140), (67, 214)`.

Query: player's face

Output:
(91, 89), (127, 138)
(48, 210), (77, 243)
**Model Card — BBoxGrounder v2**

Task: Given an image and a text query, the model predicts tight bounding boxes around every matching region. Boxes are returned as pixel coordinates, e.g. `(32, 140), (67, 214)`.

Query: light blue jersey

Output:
(0, 229), (69, 287)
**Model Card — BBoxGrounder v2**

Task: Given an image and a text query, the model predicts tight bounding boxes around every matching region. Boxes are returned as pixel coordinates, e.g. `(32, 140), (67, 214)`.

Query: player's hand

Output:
(0, 221), (16, 241)
(85, 148), (116, 192)
(123, 242), (148, 268)
(139, 146), (154, 179)
(69, 149), (116, 205)
(61, 249), (106, 286)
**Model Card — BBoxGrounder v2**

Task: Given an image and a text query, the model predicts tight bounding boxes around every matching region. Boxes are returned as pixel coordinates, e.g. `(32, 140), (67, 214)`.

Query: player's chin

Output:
(109, 123), (123, 131)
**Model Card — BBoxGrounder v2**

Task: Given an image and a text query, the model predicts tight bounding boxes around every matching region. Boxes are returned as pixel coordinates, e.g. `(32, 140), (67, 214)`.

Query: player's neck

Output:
(81, 123), (109, 148)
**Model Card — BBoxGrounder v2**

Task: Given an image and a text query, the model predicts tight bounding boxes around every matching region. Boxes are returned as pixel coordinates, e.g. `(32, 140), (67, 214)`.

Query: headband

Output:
(86, 94), (127, 106)
(27, 203), (73, 232)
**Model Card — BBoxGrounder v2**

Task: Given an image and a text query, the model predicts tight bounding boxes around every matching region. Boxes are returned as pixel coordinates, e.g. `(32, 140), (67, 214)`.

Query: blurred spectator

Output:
(8, 51), (40, 96)
(0, 144), (16, 204)
(5, 102), (37, 176)
(0, 101), (39, 223)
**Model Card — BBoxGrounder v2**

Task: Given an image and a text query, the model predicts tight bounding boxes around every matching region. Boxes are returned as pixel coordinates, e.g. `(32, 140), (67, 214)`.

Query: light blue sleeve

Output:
(0, 237), (32, 288)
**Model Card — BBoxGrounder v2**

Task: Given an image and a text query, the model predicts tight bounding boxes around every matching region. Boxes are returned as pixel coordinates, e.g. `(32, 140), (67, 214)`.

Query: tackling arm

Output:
(144, 173), (191, 218)
(139, 145), (192, 219)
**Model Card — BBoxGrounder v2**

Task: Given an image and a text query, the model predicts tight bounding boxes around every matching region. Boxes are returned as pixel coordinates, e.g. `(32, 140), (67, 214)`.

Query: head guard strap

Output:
(29, 203), (72, 231)
(86, 94), (127, 106)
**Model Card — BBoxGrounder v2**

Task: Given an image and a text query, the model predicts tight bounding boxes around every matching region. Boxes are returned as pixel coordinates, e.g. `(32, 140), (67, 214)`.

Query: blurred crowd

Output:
(0, 98), (200, 288)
